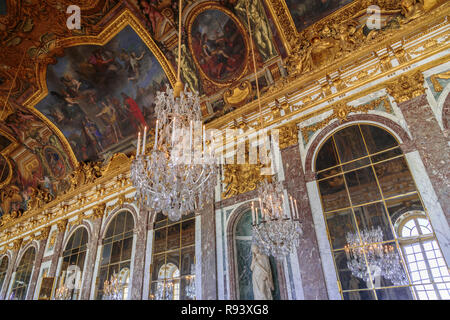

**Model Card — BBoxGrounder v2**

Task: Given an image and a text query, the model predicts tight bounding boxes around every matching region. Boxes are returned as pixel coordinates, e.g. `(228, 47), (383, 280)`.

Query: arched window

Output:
(0, 255), (8, 292)
(57, 227), (88, 300)
(150, 212), (195, 300)
(10, 247), (35, 300)
(315, 124), (449, 300)
(396, 212), (450, 299)
(95, 210), (134, 300)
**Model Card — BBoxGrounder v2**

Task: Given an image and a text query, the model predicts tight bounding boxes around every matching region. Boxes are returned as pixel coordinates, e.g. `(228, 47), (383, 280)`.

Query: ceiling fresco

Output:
(285, 0), (354, 32)
(35, 25), (170, 163)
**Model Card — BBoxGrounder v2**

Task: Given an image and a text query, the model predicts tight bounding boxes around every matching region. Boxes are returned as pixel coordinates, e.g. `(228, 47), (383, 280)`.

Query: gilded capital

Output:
(56, 219), (68, 234)
(12, 238), (23, 251)
(278, 124), (299, 149)
(386, 71), (425, 103)
(92, 203), (106, 220)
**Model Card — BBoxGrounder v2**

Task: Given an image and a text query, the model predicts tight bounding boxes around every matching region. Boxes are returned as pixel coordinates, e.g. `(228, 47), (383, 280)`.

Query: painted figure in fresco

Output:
(96, 99), (123, 144)
(2, 110), (43, 143)
(250, 244), (274, 300)
(82, 116), (104, 153)
(192, 10), (246, 82)
(234, 0), (277, 62)
(120, 50), (146, 82)
(139, 0), (166, 37)
(121, 92), (147, 133)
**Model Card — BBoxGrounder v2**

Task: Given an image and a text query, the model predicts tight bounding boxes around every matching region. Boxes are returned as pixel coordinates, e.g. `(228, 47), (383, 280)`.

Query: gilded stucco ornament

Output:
(222, 163), (269, 199)
(282, 0), (443, 80)
(278, 124), (299, 150)
(386, 71), (426, 103)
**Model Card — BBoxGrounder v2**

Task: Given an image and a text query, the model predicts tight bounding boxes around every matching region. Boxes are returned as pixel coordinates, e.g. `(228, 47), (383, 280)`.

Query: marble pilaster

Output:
(397, 94), (450, 223)
(80, 218), (102, 300)
(200, 202), (217, 299)
(130, 211), (148, 300)
(26, 239), (46, 300)
(281, 144), (328, 300)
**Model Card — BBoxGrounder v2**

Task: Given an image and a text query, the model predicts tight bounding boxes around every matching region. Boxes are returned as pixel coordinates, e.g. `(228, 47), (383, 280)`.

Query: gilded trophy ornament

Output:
(386, 71), (426, 103)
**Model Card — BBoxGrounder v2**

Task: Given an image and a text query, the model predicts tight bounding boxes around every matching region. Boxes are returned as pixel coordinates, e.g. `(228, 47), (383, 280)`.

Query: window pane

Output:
(385, 194), (425, 235)
(101, 243), (112, 266)
(333, 126), (367, 163)
(180, 246), (195, 276)
(353, 203), (394, 241)
(121, 237), (133, 261)
(167, 224), (181, 251)
(374, 157), (416, 198)
(345, 167), (381, 205)
(376, 286), (414, 300)
(360, 125), (398, 154)
(181, 219), (195, 247)
(318, 175), (350, 212)
(342, 289), (376, 300)
(152, 254), (166, 282)
(316, 138), (339, 171)
(153, 228), (167, 254)
(317, 166), (342, 180)
(110, 241), (122, 264)
(334, 251), (370, 291)
(371, 147), (402, 163)
(325, 209), (357, 250)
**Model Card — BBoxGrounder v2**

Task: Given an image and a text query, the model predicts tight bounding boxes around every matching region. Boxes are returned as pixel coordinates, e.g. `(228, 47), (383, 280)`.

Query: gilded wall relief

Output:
(34, 24), (171, 163)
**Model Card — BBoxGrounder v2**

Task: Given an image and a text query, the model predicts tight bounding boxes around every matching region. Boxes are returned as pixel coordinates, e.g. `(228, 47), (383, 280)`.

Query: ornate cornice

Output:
(205, 2), (449, 131)
(301, 97), (391, 143)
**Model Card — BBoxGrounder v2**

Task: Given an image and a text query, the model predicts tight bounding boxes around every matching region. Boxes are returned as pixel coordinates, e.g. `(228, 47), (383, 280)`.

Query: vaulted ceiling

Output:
(0, 0), (446, 217)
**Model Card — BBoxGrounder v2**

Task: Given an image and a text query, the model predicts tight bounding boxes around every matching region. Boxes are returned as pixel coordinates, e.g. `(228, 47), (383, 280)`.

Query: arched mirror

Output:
(10, 247), (35, 300)
(95, 210), (134, 300)
(315, 123), (450, 300)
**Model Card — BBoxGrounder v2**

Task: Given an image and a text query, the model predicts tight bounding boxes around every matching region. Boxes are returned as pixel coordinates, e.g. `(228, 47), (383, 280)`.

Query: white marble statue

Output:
(250, 244), (274, 300)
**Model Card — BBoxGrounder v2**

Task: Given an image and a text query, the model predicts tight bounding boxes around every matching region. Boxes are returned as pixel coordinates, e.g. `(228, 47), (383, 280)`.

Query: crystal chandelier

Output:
(153, 281), (174, 300)
(345, 226), (408, 286)
(251, 178), (303, 260)
(185, 274), (196, 299)
(103, 272), (123, 300)
(130, 0), (217, 221)
(54, 283), (71, 300)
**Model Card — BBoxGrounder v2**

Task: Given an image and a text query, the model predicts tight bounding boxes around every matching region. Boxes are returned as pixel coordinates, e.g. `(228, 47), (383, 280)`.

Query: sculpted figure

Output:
(234, 0), (277, 61)
(400, 0), (425, 23)
(250, 244), (274, 300)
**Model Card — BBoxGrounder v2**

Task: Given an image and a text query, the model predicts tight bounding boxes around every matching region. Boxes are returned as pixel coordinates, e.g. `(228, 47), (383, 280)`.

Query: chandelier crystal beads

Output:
(345, 226), (408, 286)
(130, 87), (217, 222)
(251, 178), (302, 260)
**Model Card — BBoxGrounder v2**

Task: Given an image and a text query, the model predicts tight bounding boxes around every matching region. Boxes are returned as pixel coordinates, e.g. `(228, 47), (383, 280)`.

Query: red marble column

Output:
(26, 239), (47, 300)
(48, 231), (65, 277)
(200, 202), (217, 299)
(80, 218), (102, 300)
(130, 210), (148, 300)
(281, 144), (328, 300)
(397, 94), (450, 223)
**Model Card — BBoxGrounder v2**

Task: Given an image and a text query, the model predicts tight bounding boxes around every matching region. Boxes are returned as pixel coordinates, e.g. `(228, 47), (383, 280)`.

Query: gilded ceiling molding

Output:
(385, 71), (426, 103)
(91, 203), (107, 220)
(12, 238), (22, 251)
